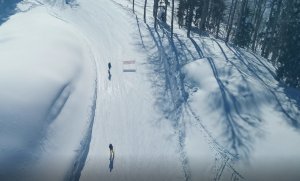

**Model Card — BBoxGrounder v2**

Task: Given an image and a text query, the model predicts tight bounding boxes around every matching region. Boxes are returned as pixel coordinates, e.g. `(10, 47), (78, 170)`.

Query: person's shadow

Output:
(108, 70), (112, 81)
(109, 153), (114, 172)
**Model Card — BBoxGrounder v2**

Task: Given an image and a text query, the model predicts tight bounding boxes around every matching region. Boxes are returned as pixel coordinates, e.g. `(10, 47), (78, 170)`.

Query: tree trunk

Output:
(133, 0), (135, 13)
(261, 0), (276, 56)
(226, 0), (235, 32)
(262, 0), (282, 59)
(225, 0), (238, 42)
(164, 0), (168, 22)
(171, 0), (175, 39)
(144, 0), (147, 23)
(153, 0), (159, 29)
(187, 2), (194, 37)
(199, 0), (209, 31)
(216, 18), (220, 38)
(251, 0), (267, 51)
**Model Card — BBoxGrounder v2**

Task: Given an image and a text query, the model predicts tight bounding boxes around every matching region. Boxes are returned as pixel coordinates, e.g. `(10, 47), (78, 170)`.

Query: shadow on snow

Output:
(0, 0), (22, 26)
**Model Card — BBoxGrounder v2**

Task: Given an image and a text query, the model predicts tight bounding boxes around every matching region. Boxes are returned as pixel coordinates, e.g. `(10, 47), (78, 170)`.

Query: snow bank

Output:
(0, 6), (96, 180)
(183, 54), (300, 180)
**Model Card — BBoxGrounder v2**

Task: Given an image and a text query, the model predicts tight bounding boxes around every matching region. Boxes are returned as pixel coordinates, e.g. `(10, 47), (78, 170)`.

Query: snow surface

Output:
(0, 0), (300, 180)
(0, 3), (96, 180)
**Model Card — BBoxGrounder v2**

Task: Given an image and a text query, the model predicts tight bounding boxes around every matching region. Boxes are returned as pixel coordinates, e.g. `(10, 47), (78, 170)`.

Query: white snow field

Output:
(0, 2), (97, 180)
(0, 0), (300, 181)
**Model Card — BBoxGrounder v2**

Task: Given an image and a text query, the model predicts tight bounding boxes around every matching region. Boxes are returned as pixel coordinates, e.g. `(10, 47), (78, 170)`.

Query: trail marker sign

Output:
(123, 60), (136, 72)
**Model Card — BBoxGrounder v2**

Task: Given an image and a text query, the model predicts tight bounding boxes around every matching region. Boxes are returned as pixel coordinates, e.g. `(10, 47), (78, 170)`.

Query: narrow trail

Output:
(109, 2), (193, 180)
(61, 1), (185, 181)
(110, 1), (244, 180)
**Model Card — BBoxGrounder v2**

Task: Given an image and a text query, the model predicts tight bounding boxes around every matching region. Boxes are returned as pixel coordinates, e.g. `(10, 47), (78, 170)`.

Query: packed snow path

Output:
(55, 0), (186, 180)
(42, 0), (300, 180)
(2, 0), (300, 180)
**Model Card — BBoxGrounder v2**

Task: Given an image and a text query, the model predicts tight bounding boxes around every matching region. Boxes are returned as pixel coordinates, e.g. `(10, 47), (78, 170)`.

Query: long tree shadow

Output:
(188, 35), (261, 160)
(114, 1), (244, 179)
(143, 22), (192, 180)
(229, 46), (300, 128)
(145, 21), (245, 180)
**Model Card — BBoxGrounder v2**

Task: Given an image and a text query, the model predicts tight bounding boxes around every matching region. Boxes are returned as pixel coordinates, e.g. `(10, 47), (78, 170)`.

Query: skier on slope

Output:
(108, 62), (112, 80)
(109, 144), (114, 172)
(109, 144), (114, 158)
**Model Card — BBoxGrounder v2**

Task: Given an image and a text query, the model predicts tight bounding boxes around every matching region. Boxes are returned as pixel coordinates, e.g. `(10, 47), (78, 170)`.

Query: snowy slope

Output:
(0, 0), (300, 181)
(54, 1), (185, 180)
(0, 3), (97, 180)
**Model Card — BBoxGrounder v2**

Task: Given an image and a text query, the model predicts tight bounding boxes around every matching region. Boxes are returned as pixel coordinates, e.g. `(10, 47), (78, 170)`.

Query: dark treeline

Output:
(140, 0), (300, 89)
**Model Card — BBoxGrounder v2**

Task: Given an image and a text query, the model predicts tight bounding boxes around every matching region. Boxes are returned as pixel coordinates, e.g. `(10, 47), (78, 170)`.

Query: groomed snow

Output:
(0, 0), (300, 180)
(0, 5), (96, 180)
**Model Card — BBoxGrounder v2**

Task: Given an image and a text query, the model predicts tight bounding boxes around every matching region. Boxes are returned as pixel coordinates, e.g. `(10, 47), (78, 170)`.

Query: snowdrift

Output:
(0, 6), (96, 180)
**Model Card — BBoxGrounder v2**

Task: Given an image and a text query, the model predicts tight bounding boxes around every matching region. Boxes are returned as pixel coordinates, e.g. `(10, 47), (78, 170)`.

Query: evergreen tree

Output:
(209, 0), (226, 37)
(186, 0), (196, 37)
(261, 0), (283, 60)
(226, 0), (238, 42)
(233, 2), (253, 47)
(251, 0), (267, 51)
(277, 0), (300, 88)
(177, 0), (188, 28)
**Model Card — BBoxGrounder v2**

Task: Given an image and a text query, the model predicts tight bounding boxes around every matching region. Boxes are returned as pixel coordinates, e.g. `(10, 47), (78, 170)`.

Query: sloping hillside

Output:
(0, 0), (299, 181)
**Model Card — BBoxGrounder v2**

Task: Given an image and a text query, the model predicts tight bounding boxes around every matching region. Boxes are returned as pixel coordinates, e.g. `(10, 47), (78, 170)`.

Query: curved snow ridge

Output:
(0, 4), (99, 180)
(64, 40), (99, 181)
(65, 79), (97, 181)
(46, 83), (72, 124)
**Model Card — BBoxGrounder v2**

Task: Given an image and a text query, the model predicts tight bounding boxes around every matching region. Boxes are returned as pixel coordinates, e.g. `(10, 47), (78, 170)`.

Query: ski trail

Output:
(66, 1), (185, 180)
(123, 9), (195, 179)
(45, 5), (100, 180)
(185, 103), (244, 180)
(179, 34), (245, 180)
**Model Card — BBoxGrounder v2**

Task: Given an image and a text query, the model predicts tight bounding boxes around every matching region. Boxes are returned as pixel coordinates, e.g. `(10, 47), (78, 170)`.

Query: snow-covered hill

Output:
(0, 0), (300, 181)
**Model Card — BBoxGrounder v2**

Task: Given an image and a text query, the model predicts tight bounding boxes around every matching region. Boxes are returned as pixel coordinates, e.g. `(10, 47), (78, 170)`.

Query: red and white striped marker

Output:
(123, 60), (136, 72)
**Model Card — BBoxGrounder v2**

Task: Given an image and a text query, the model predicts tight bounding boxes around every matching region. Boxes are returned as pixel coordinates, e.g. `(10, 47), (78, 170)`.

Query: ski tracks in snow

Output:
(46, 0), (244, 180)
(185, 104), (244, 181)
(109, 1), (243, 180)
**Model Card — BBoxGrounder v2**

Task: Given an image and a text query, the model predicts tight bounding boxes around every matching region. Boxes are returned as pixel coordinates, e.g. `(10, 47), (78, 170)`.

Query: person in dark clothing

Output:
(109, 144), (114, 158)
(108, 62), (112, 80)
(109, 144), (114, 172)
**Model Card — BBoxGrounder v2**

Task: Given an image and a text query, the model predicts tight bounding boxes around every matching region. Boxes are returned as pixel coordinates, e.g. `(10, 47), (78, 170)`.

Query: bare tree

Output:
(144, 0), (148, 23)
(171, 0), (175, 39)
(133, 0), (135, 13)
(251, 0), (267, 51)
(225, 0), (238, 42)
(187, 0), (195, 37)
(154, 0), (159, 29)
(199, 0), (209, 31)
